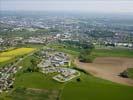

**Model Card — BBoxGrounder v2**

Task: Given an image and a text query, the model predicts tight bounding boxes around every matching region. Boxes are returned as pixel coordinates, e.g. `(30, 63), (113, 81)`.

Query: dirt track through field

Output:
(75, 57), (133, 86)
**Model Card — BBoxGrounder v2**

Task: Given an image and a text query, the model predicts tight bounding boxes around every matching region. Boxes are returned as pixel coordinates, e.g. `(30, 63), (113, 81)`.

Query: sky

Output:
(0, 0), (133, 13)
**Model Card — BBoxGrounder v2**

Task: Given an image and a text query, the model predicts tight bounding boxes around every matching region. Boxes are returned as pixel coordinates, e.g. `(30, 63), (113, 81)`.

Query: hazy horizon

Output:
(0, 0), (133, 14)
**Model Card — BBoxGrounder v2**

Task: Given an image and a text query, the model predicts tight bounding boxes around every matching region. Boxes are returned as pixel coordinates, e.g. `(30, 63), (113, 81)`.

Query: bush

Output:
(77, 78), (81, 82)
(119, 70), (128, 78)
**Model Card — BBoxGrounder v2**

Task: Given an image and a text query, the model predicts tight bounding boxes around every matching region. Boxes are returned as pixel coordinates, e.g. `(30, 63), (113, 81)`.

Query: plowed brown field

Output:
(75, 57), (133, 86)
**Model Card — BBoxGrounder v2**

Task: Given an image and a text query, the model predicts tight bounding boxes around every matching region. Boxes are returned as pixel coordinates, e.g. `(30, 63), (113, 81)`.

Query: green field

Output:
(48, 43), (80, 56)
(61, 73), (133, 100)
(9, 88), (59, 100)
(6, 71), (133, 100)
(92, 49), (133, 58)
(14, 72), (64, 89)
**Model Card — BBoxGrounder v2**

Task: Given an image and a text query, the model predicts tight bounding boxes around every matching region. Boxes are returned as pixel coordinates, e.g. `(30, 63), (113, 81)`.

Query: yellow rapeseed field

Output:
(0, 57), (12, 63)
(0, 48), (36, 63)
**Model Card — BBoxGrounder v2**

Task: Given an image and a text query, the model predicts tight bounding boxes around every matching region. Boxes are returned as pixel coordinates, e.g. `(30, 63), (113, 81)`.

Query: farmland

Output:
(0, 44), (133, 100)
(0, 47), (36, 63)
(0, 57), (12, 63)
(75, 58), (133, 86)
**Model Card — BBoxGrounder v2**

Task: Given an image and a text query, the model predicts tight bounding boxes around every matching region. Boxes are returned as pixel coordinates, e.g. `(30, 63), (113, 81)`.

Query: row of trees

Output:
(59, 40), (94, 62)
(76, 41), (95, 63)
(59, 40), (94, 50)
(78, 49), (94, 63)
(59, 40), (95, 63)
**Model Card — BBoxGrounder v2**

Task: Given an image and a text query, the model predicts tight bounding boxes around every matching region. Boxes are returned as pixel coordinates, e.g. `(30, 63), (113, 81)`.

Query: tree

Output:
(30, 59), (38, 72)
(78, 48), (94, 63)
